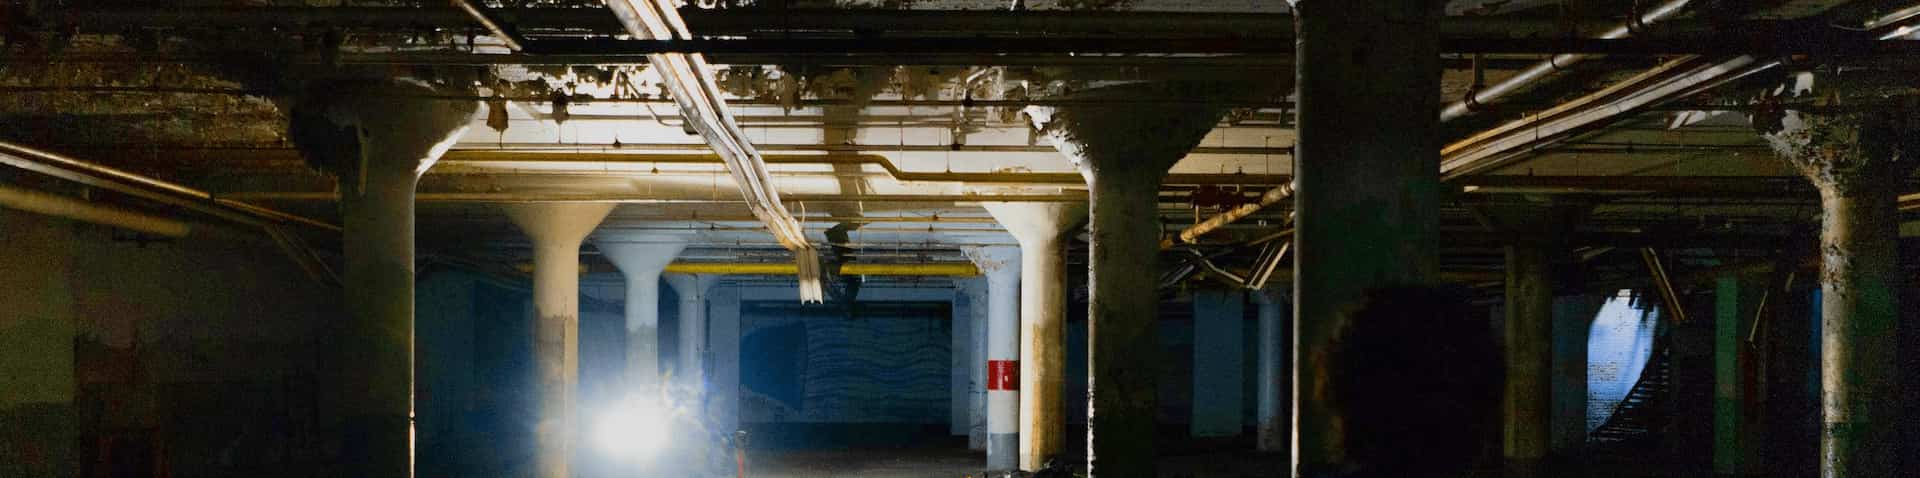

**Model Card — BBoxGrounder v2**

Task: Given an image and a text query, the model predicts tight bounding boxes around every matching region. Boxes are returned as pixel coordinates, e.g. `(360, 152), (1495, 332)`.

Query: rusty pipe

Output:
(1164, 182), (1294, 248)
(1440, 0), (1695, 122)
(0, 184), (192, 237)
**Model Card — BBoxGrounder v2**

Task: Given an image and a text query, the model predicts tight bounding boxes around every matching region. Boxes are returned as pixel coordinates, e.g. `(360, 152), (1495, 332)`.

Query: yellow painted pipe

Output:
(664, 262), (979, 276)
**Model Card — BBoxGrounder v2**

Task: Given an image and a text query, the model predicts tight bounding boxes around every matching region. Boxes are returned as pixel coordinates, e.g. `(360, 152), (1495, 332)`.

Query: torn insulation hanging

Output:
(604, 0), (822, 302)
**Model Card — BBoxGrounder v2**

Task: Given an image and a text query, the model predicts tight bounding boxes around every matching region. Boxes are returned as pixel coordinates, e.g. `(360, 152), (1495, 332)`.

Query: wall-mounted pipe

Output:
(0, 141), (337, 231)
(1439, 0), (1695, 122)
(0, 184), (191, 237)
(450, 0), (525, 51)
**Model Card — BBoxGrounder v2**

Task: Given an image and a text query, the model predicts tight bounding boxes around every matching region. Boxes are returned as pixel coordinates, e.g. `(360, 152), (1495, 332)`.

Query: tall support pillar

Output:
(665, 273), (720, 394)
(984, 202), (1087, 471)
(1758, 92), (1919, 477)
(592, 235), (687, 396)
(1252, 287), (1290, 453)
(1191, 289), (1246, 438)
(1290, 1), (1440, 475)
(965, 246), (1022, 471)
(288, 80), (475, 477)
(1716, 274), (1766, 476)
(1026, 81), (1231, 477)
(952, 281), (974, 437)
(961, 277), (991, 451)
(1475, 198), (1587, 476)
(708, 286), (742, 434)
(505, 203), (617, 478)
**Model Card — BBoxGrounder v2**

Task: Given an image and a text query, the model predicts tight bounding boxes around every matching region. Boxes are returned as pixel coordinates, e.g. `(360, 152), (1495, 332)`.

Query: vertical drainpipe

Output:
(1025, 81), (1231, 477)
(592, 235), (688, 397)
(1252, 287), (1289, 453)
(1291, 1), (1441, 475)
(505, 203), (617, 478)
(289, 80), (475, 478)
(1758, 98), (1918, 477)
(666, 273), (721, 397)
(984, 202), (1087, 471)
(965, 245), (1022, 471)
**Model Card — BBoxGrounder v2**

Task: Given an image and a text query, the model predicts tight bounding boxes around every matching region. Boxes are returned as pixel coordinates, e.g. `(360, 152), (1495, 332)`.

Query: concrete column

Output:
(1027, 81), (1230, 477)
(592, 235), (687, 396)
(951, 282), (973, 437)
(984, 202), (1086, 471)
(1290, 1), (1440, 475)
(1759, 95), (1918, 477)
(965, 245), (1021, 471)
(1551, 297), (1600, 457)
(1476, 199), (1587, 475)
(708, 286), (742, 434)
(960, 277), (991, 451)
(505, 203), (616, 478)
(1252, 287), (1289, 453)
(665, 273), (720, 394)
(1716, 274), (1766, 476)
(288, 79), (475, 477)
(1191, 289), (1245, 438)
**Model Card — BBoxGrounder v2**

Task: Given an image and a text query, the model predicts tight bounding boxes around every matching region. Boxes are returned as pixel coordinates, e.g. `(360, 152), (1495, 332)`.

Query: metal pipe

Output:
(0, 141), (337, 231)
(448, 152), (1288, 186)
(449, 0), (525, 51)
(221, 191), (1089, 203)
(1440, 0), (1693, 121)
(1642, 248), (1691, 323)
(0, 184), (191, 237)
(1165, 182), (1293, 248)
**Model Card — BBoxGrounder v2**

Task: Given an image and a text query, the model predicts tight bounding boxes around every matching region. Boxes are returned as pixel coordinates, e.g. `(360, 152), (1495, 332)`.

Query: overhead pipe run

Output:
(664, 262), (979, 276)
(1164, 181), (1293, 248)
(603, 0), (822, 303)
(1440, 0), (1695, 122)
(0, 184), (191, 237)
(0, 141), (335, 231)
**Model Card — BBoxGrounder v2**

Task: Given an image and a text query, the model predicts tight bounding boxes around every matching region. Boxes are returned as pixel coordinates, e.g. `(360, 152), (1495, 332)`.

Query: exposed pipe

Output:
(604, 0), (822, 302)
(1164, 181), (1293, 248)
(0, 183), (192, 237)
(1440, 0), (1694, 122)
(449, 0), (525, 51)
(220, 191), (1088, 203)
(447, 152), (1289, 186)
(0, 141), (338, 231)
(1642, 248), (1691, 323)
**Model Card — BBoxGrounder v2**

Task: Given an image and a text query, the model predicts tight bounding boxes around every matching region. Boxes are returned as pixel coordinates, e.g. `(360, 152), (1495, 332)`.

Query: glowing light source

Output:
(595, 398), (671, 459)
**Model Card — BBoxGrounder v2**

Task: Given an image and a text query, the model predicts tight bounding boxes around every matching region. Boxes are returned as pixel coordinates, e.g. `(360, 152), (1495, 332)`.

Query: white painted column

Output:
(965, 246), (1022, 471)
(591, 234), (687, 396)
(984, 202), (1085, 471)
(505, 203), (616, 478)
(708, 285), (743, 434)
(665, 273), (720, 394)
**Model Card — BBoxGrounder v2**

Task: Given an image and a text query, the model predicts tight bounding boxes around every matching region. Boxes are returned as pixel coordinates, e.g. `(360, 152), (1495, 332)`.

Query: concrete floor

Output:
(745, 448), (1293, 478)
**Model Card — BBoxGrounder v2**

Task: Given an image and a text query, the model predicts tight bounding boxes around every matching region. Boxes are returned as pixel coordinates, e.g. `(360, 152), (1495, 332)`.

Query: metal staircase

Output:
(1589, 333), (1673, 446)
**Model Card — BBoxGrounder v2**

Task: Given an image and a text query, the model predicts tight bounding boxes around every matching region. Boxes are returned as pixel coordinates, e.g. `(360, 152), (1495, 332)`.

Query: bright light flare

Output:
(595, 399), (671, 459)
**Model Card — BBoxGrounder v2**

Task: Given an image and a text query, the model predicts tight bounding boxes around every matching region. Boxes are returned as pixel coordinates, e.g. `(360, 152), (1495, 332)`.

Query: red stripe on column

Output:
(988, 360), (1019, 391)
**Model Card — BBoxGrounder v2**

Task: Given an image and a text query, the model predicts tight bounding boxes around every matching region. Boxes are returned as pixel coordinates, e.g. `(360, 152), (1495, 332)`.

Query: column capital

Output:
(594, 234), (688, 281)
(1467, 195), (1593, 244)
(664, 273), (720, 297)
(1023, 82), (1244, 180)
(983, 202), (1087, 249)
(289, 79), (477, 182)
(962, 245), (1022, 280)
(505, 203), (617, 246)
(1756, 90), (1920, 196)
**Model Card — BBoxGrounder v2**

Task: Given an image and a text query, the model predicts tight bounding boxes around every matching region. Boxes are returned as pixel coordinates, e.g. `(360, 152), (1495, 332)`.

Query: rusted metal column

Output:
(1025, 81), (1229, 477)
(593, 234), (687, 396)
(1758, 92), (1919, 477)
(506, 203), (617, 478)
(1290, 1), (1440, 475)
(1474, 198), (1588, 476)
(288, 79), (475, 478)
(984, 202), (1087, 471)
(964, 245), (1021, 472)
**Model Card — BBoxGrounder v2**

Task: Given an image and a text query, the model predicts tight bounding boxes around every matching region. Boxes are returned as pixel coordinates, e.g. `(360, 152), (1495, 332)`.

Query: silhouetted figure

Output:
(1324, 286), (1502, 477)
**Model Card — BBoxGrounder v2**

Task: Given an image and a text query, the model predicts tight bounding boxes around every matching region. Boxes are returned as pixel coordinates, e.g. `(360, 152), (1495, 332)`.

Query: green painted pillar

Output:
(1716, 274), (1766, 476)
